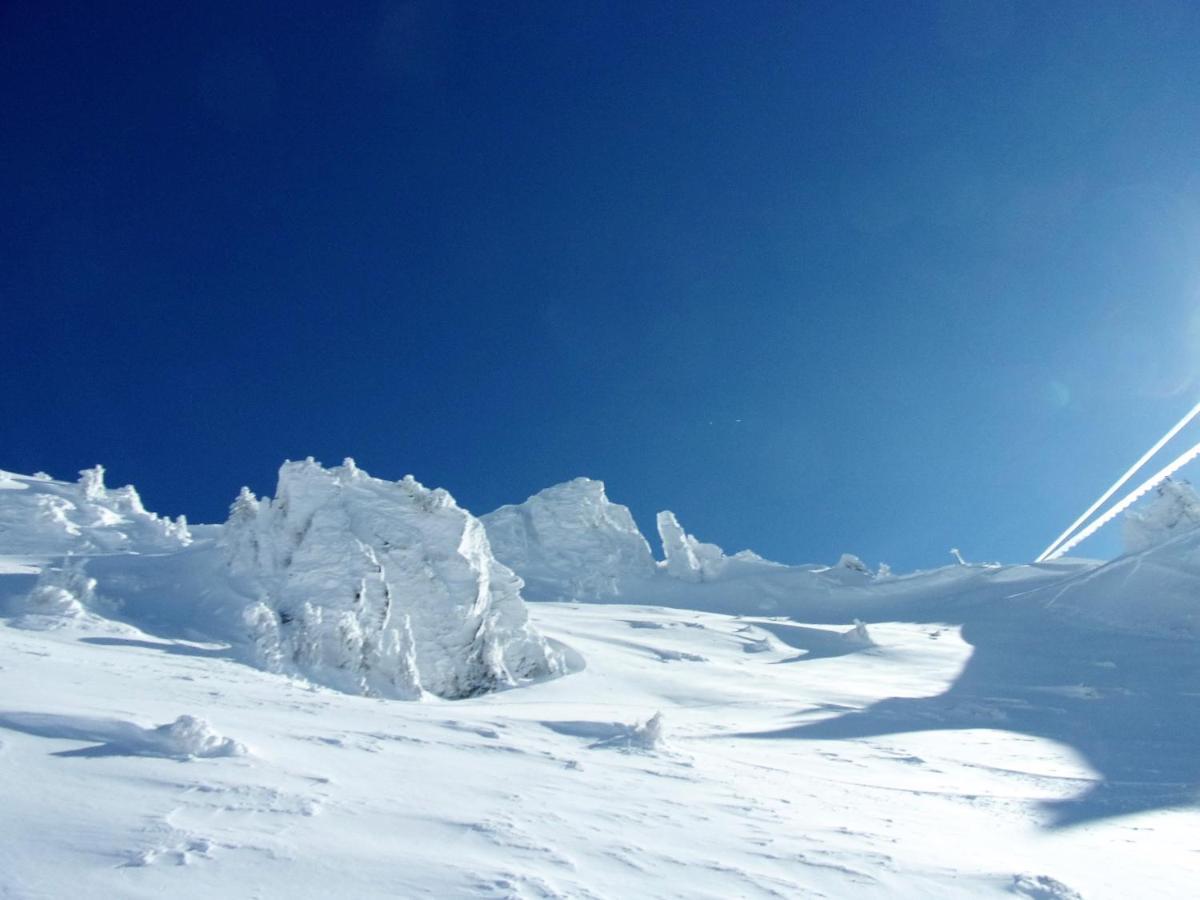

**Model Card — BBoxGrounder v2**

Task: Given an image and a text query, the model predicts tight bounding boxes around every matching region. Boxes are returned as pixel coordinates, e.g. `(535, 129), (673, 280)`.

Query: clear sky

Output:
(4, 1), (1200, 571)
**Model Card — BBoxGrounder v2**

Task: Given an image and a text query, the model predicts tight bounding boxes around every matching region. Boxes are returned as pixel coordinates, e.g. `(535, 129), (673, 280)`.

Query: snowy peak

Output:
(223, 458), (564, 699)
(0, 466), (191, 555)
(482, 477), (657, 600)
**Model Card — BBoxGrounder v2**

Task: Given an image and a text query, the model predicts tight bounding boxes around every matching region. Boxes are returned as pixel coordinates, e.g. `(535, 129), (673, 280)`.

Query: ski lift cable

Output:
(1035, 398), (1200, 562)
(1043, 434), (1200, 561)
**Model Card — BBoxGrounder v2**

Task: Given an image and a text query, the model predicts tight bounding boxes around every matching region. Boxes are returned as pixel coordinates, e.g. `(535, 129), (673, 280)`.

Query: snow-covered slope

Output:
(2, 463), (1199, 898)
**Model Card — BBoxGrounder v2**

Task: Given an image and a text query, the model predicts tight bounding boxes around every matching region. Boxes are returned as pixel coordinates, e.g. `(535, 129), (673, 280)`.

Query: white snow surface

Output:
(2, 464), (1199, 897)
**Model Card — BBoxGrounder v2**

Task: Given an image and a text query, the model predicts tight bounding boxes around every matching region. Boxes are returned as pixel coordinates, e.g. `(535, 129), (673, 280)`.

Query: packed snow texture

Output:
(481, 478), (658, 600)
(222, 459), (564, 699)
(0, 466), (190, 555)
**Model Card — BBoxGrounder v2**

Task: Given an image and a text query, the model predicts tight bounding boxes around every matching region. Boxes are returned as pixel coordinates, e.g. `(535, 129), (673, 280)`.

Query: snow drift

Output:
(222, 458), (564, 699)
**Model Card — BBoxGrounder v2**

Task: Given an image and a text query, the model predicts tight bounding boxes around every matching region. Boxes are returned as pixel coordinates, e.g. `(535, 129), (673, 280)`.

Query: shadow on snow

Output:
(734, 576), (1200, 828)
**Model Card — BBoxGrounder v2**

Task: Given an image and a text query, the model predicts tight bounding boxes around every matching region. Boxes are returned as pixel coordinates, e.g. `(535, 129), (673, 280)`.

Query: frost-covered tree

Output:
(221, 458), (563, 699)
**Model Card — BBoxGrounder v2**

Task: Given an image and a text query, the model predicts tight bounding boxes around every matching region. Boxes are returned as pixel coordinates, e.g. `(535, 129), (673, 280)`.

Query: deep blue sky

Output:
(4, 1), (1200, 570)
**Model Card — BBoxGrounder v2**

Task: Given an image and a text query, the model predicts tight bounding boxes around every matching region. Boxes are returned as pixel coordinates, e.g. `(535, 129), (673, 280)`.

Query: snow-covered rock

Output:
(222, 458), (563, 700)
(1123, 478), (1200, 553)
(0, 467), (190, 555)
(657, 510), (729, 582)
(482, 478), (657, 600)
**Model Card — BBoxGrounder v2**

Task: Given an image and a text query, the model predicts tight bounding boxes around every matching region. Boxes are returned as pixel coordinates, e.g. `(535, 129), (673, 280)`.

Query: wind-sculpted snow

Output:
(0, 467), (190, 555)
(657, 510), (729, 582)
(482, 478), (657, 600)
(7, 558), (101, 629)
(1122, 478), (1200, 553)
(222, 459), (564, 699)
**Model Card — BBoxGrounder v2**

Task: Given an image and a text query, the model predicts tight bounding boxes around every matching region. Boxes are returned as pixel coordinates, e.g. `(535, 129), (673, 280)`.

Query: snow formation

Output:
(222, 458), (563, 699)
(6, 558), (100, 628)
(1122, 478), (1200, 553)
(483, 479), (791, 602)
(481, 478), (657, 600)
(657, 510), (729, 582)
(0, 466), (190, 555)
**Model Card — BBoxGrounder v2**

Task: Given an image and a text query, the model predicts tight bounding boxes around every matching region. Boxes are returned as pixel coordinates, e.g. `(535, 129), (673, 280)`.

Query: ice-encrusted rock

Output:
(0, 466), (190, 555)
(1123, 478), (1200, 554)
(222, 458), (563, 699)
(482, 478), (657, 600)
(657, 510), (729, 582)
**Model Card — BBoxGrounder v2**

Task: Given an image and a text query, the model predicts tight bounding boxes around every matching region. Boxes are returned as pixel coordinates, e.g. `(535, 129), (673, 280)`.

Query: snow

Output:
(0, 466), (190, 555)
(1122, 477), (1200, 553)
(1, 464), (1199, 897)
(657, 510), (731, 582)
(221, 459), (563, 699)
(481, 478), (657, 600)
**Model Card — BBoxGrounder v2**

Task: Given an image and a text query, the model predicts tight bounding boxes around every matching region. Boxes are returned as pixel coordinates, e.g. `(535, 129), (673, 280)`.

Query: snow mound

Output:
(626, 711), (665, 750)
(223, 458), (564, 699)
(6, 559), (99, 629)
(842, 618), (875, 647)
(0, 467), (190, 555)
(1123, 478), (1200, 553)
(482, 478), (657, 600)
(146, 715), (247, 759)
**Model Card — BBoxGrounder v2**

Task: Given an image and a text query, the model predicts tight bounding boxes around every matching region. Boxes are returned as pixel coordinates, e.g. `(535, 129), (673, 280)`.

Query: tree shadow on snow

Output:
(733, 580), (1200, 828)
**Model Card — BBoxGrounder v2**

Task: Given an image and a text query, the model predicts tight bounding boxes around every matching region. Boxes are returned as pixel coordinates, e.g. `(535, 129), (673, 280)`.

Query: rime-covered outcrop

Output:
(222, 458), (563, 699)
(656, 510), (729, 582)
(0, 467), (190, 555)
(1123, 479), (1200, 554)
(482, 478), (657, 600)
